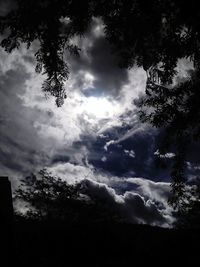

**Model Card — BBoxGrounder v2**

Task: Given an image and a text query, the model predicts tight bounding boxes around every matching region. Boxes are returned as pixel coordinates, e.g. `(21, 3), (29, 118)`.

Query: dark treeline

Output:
(10, 220), (200, 266)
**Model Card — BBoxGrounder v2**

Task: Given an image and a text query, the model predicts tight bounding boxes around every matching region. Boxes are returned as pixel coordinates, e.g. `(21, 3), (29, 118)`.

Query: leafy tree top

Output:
(14, 169), (121, 223)
(1, 0), (200, 105)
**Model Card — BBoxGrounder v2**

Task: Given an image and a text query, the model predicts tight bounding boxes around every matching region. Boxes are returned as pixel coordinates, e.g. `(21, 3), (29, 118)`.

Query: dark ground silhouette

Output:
(11, 220), (200, 266)
(1, 177), (200, 267)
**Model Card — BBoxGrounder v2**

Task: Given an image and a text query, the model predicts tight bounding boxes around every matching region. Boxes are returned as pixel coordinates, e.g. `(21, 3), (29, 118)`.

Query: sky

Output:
(1, 15), (199, 228)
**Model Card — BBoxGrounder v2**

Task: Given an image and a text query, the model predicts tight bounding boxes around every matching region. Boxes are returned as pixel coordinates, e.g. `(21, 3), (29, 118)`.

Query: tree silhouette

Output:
(167, 178), (200, 229)
(14, 169), (120, 223)
(0, 0), (92, 106)
(138, 68), (200, 227)
(1, 0), (200, 226)
(14, 169), (81, 221)
(1, 0), (199, 105)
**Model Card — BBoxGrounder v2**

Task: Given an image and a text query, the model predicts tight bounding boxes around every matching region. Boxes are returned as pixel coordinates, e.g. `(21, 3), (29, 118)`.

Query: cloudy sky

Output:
(1, 16), (199, 227)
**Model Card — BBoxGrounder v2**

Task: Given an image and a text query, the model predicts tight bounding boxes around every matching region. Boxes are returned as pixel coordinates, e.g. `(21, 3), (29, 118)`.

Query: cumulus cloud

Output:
(80, 178), (173, 227)
(122, 191), (167, 226)
(126, 178), (171, 206)
(47, 162), (93, 184)
(0, 49), (50, 185)
(0, 46), (91, 186)
(154, 150), (175, 159)
(124, 149), (135, 158)
(44, 160), (173, 226)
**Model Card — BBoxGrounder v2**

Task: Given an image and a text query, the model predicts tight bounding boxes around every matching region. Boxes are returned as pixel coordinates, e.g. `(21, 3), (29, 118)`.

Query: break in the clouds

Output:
(1, 18), (194, 227)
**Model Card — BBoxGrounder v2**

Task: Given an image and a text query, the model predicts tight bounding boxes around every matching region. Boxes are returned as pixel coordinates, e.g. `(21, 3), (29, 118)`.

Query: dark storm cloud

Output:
(0, 49), (61, 184)
(81, 178), (173, 227)
(122, 192), (166, 225)
(47, 160), (173, 226)
(126, 178), (171, 207)
(67, 18), (129, 98)
(87, 36), (128, 97)
(0, 62), (46, 181)
(0, 0), (16, 16)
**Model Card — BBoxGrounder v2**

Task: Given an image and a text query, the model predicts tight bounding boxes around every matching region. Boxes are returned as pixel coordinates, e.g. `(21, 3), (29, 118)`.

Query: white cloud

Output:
(47, 162), (93, 184)
(187, 161), (200, 171)
(101, 156), (107, 162)
(154, 150), (175, 159)
(126, 178), (171, 206)
(124, 149), (135, 158)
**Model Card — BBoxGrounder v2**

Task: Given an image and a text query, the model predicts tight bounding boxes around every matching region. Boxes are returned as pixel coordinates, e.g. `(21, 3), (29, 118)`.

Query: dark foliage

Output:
(14, 169), (121, 223)
(0, 0), (199, 105)
(138, 69), (200, 226)
(0, 0), (91, 106)
(168, 179), (200, 229)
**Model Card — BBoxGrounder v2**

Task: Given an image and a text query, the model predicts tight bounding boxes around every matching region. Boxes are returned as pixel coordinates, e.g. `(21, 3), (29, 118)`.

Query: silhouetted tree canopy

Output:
(1, 0), (200, 105)
(1, 0), (200, 227)
(168, 178), (200, 228)
(138, 68), (200, 226)
(14, 169), (120, 223)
